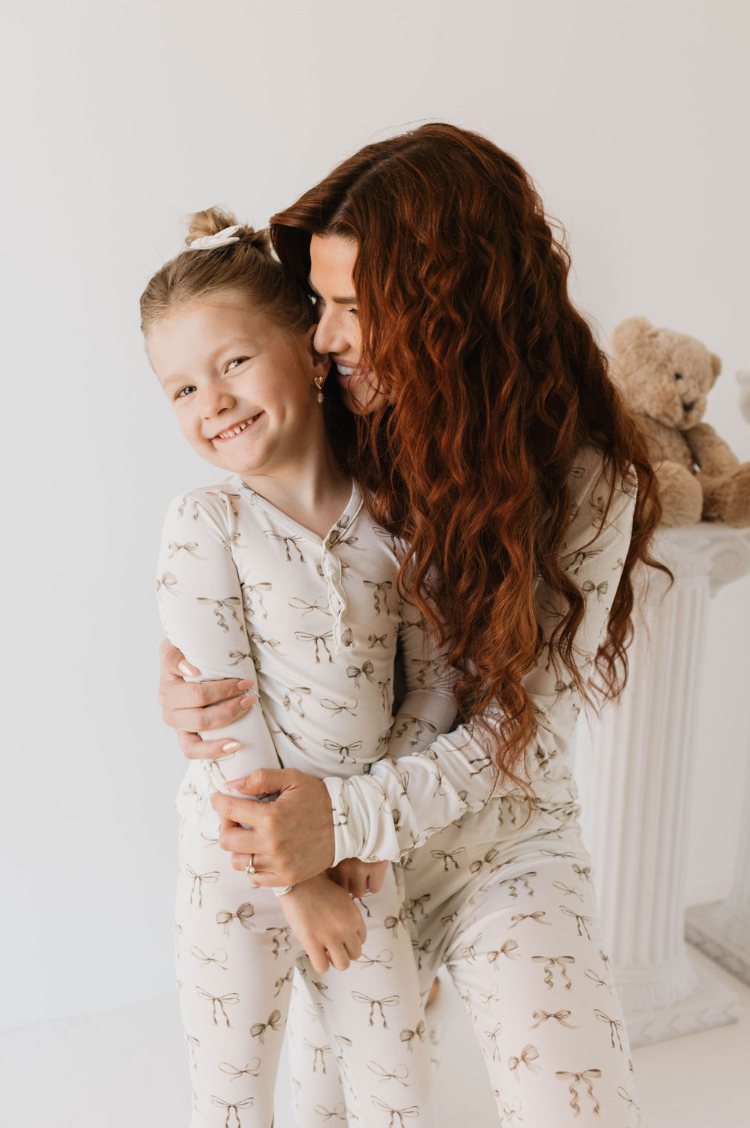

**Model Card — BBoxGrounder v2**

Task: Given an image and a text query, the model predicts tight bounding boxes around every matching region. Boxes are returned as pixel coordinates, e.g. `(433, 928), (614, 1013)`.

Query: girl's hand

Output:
(278, 874), (367, 974)
(158, 638), (256, 759)
(328, 858), (389, 899)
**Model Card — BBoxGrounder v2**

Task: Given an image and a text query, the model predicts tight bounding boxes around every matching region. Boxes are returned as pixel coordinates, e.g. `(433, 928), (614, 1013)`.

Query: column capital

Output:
(654, 524), (750, 596)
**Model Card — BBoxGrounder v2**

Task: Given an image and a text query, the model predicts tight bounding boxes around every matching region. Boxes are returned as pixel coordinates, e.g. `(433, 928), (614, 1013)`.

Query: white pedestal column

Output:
(576, 524), (750, 1047)
(685, 753), (750, 984)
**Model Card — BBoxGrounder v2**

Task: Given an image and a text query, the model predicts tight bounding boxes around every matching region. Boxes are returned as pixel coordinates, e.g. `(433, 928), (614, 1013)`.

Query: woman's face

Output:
(309, 233), (385, 415)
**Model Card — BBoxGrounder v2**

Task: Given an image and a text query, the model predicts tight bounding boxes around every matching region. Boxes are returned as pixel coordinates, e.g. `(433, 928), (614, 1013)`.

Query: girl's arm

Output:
(156, 490), (283, 779)
(159, 489), (370, 949)
(323, 450), (638, 864)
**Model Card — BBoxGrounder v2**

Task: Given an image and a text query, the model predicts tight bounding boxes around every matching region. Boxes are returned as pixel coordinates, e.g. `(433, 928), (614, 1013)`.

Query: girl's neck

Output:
(238, 440), (352, 540)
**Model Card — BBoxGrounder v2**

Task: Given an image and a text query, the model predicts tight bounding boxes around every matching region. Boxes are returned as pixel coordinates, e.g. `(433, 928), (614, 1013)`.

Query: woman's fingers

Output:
(157, 636), (257, 734)
(219, 821), (265, 855)
(159, 638), (197, 677)
(176, 731), (232, 761)
(229, 851), (275, 875)
(164, 676), (253, 712)
(170, 695), (257, 735)
(211, 790), (277, 831)
(161, 682), (256, 729)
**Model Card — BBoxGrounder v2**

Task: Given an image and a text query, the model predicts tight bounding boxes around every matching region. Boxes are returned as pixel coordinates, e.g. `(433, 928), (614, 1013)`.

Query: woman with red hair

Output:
(158, 123), (661, 1124)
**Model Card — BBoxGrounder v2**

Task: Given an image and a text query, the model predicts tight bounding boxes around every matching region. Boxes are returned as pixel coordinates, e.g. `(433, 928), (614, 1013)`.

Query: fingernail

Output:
(224, 777), (243, 787)
(239, 696), (256, 708)
(221, 741), (241, 753)
(178, 661), (198, 677)
(237, 680), (255, 691)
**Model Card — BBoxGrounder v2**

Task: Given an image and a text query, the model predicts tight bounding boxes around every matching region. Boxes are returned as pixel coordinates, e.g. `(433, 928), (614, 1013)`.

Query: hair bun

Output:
(185, 207), (270, 253)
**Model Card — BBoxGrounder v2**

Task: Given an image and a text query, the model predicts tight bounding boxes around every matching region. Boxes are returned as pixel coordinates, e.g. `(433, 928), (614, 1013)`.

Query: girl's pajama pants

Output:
(287, 794), (642, 1128)
(175, 805), (434, 1128)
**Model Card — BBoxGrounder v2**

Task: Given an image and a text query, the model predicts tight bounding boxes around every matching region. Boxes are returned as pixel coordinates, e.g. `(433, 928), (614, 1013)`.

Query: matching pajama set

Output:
(156, 476), (458, 1127)
(284, 444), (643, 1127)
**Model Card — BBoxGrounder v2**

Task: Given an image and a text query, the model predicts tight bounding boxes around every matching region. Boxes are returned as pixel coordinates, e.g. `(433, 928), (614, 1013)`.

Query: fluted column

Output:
(683, 371), (750, 983)
(575, 524), (750, 1046)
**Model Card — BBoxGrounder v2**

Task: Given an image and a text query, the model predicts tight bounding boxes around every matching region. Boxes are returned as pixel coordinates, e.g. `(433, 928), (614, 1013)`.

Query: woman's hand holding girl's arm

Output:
(157, 637), (254, 761)
(211, 768), (336, 885)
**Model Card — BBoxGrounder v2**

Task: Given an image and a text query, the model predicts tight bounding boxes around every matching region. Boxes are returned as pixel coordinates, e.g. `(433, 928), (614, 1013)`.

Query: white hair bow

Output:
(188, 225), (242, 251)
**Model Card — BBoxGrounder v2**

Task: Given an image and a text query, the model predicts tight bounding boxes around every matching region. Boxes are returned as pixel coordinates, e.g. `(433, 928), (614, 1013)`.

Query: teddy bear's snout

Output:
(683, 400), (696, 413)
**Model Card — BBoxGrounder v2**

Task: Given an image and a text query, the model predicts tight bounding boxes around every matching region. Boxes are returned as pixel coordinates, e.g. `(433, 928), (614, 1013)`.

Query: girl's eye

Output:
(175, 385), (196, 399)
(348, 308), (358, 317)
(227, 357), (249, 371)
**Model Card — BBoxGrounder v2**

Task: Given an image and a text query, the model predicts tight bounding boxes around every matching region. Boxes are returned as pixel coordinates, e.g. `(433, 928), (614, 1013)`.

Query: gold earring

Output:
(313, 375), (325, 404)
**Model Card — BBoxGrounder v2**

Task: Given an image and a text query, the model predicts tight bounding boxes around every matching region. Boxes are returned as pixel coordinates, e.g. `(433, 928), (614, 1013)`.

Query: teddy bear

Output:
(609, 316), (750, 527)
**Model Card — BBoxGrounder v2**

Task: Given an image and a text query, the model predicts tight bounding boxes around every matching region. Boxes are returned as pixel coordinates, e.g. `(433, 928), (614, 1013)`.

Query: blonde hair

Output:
(139, 206), (314, 336)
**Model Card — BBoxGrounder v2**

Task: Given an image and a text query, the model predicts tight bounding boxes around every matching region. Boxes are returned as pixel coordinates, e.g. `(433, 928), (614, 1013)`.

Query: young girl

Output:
(144, 209), (457, 1127)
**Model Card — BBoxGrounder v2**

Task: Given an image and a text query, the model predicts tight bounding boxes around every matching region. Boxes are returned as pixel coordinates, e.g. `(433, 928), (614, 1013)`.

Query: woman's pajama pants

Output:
(287, 795), (642, 1128)
(175, 805), (434, 1128)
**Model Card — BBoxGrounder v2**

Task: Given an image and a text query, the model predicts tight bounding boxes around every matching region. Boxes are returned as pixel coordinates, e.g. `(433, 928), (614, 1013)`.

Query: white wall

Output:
(3, 0), (749, 1030)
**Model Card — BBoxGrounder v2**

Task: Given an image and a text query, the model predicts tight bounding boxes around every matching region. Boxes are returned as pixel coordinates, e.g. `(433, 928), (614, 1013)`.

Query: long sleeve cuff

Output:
(324, 755), (469, 865)
(325, 773), (398, 865)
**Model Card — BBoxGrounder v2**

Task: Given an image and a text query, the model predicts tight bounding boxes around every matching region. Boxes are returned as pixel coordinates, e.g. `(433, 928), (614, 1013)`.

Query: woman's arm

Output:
(216, 450), (637, 884)
(323, 455), (637, 863)
(384, 564), (459, 757)
(327, 570), (458, 897)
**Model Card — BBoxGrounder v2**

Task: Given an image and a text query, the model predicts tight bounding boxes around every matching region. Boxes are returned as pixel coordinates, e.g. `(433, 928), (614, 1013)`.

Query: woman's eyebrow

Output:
(307, 277), (357, 304)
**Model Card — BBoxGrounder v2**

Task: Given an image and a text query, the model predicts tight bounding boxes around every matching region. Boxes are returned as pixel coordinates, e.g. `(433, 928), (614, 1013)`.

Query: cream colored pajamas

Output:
(157, 476), (457, 1127)
(288, 445), (643, 1127)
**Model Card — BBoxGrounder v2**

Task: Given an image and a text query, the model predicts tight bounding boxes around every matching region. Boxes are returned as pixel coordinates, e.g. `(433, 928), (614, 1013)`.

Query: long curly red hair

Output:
(271, 123), (669, 790)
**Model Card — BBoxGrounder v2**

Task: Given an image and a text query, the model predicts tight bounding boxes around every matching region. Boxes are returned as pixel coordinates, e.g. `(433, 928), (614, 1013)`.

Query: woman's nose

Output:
(314, 307), (346, 357)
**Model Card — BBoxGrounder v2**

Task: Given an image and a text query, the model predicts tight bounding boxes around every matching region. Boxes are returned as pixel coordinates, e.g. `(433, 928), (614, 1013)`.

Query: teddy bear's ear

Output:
(709, 352), (722, 384)
(610, 316), (655, 355)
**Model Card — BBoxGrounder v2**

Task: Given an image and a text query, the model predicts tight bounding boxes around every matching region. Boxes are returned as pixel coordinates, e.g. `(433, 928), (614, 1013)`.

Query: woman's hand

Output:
(328, 859), (389, 899)
(158, 638), (256, 759)
(278, 874), (366, 974)
(212, 768), (337, 885)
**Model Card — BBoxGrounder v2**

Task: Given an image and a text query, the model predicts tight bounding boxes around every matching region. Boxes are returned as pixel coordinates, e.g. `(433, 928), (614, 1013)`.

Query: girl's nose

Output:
(201, 387), (235, 419)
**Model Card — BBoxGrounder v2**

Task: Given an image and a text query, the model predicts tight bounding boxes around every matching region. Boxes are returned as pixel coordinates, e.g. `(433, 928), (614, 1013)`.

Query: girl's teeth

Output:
(336, 364), (355, 376)
(219, 417), (255, 439)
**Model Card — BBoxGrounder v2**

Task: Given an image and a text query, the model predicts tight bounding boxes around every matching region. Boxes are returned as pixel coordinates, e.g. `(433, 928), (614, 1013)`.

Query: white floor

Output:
(1, 944), (748, 1128)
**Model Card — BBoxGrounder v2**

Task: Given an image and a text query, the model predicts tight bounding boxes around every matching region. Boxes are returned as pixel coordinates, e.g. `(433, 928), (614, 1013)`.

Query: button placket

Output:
(321, 540), (350, 653)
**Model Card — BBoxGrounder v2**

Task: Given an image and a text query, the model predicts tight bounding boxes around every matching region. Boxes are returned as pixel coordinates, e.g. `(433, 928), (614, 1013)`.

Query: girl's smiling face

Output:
(148, 289), (329, 481)
(308, 233), (386, 415)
